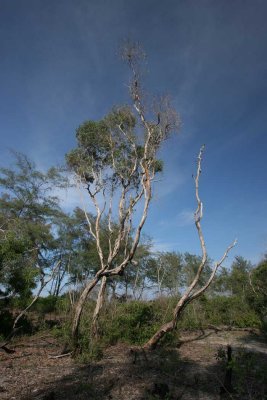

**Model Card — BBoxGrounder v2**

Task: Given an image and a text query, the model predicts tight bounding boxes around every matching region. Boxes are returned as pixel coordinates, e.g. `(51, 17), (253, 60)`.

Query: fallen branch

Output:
(48, 352), (73, 359)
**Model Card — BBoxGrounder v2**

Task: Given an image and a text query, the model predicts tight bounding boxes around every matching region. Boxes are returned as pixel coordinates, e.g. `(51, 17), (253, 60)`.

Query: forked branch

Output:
(143, 146), (237, 350)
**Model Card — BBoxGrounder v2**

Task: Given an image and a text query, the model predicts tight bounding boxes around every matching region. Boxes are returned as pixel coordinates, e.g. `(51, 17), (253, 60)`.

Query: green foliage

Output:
(153, 159), (164, 173)
(100, 301), (159, 345)
(178, 296), (260, 329)
(0, 152), (66, 299)
(0, 309), (13, 337)
(228, 256), (253, 297)
(55, 293), (261, 357)
(213, 256), (253, 298)
(146, 252), (213, 296)
(204, 296), (260, 328)
(247, 258), (267, 316)
(66, 119), (110, 179)
(66, 104), (166, 200)
(0, 232), (38, 298)
(66, 106), (143, 188)
(32, 295), (58, 314)
(0, 307), (34, 338)
(56, 298), (178, 355)
(147, 252), (183, 295)
(76, 338), (104, 363)
(59, 294), (260, 358)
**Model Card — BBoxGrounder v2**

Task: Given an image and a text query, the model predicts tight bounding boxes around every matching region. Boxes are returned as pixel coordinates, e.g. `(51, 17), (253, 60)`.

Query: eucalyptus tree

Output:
(66, 42), (180, 344)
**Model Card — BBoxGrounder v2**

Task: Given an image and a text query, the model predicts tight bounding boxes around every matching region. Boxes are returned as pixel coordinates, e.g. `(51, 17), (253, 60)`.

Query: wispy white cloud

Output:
(153, 169), (186, 200)
(51, 183), (101, 214)
(51, 186), (83, 212)
(158, 208), (194, 229)
(152, 240), (180, 253)
(176, 209), (195, 227)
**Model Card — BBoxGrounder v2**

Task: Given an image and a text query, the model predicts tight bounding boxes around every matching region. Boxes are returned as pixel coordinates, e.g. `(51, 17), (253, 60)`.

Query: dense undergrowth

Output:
(1, 294), (263, 360)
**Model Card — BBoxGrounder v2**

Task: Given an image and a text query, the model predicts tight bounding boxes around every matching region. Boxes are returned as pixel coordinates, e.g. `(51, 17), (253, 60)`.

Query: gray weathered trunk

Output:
(91, 276), (107, 338)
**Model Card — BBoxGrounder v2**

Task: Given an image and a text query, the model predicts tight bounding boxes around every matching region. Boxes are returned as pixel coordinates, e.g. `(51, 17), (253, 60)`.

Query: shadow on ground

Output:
(20, 341), (267, 400)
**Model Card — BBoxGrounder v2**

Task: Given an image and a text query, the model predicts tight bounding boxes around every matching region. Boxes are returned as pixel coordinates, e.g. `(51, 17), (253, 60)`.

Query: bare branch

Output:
(184, 145), (207, 296)
(0, 291), (14, 300)
(248, 270), (259, 297)
(190, 239), (237, 301)
(76, 176), (96, 240)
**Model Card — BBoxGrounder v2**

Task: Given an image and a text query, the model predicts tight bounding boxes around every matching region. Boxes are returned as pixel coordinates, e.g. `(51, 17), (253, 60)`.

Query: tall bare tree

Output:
(144, 146), (237, 350)
(66, 42), (180, 345)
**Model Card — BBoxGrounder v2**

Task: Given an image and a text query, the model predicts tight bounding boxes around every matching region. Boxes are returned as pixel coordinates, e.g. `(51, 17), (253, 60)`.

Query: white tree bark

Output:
(70, 43), (180, 346)
(144, 146), (237, 350)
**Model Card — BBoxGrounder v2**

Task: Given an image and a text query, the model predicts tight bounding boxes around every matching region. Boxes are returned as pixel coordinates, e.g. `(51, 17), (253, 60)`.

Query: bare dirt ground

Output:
(0, 329), (266, 400)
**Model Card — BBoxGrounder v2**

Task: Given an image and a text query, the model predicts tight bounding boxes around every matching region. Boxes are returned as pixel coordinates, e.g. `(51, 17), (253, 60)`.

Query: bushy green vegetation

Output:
(1, 248), (265, 348)
(100, 301), (161, 345)
(179, 296), (260, 329)
(42, 293), (261, 357)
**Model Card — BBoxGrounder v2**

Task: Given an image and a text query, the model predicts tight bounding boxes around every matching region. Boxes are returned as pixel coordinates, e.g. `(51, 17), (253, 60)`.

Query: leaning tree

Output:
(144, 146), (237, 349)
(66, 42), (180, 345)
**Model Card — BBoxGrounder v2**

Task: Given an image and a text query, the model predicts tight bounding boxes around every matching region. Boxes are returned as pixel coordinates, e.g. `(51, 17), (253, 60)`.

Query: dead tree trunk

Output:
(144, 146), (236, 350)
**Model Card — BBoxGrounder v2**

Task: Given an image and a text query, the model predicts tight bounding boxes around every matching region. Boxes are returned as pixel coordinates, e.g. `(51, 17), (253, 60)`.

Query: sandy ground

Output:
(0, 329), (266, 400)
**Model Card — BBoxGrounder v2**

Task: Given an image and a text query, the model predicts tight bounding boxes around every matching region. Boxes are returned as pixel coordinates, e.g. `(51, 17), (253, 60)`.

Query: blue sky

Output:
(0, 0), (267, 266)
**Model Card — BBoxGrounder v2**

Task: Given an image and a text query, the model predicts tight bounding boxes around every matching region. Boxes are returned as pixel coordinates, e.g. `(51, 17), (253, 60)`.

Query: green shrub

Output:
(100, 301), (157, 345)
(204, 296), (260, 328)
(33, 295), (58, 314)
(0, 309), (13, 337)
(49, 293), (261, 359)
(9, 296), (31, 310)
(176, 295), (261, 330)
(0, 308), (34, 337)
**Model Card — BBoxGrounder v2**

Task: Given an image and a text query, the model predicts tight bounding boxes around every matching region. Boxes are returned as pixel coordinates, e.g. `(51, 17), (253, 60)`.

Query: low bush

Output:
(0, 309), (14, 337)
(30, 293), (261, 359)
(177, 295), (261, 330)
(100, 301), (160, 345)
(0, 308), (34, 337)
(33, 295), (58, 314)
(204, 296), (260, 328)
